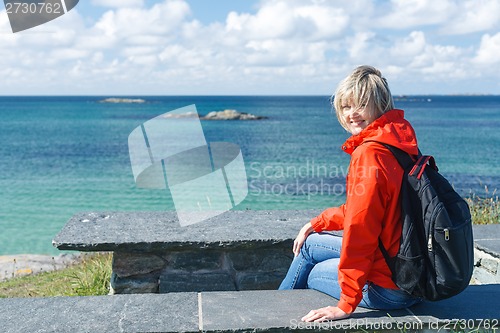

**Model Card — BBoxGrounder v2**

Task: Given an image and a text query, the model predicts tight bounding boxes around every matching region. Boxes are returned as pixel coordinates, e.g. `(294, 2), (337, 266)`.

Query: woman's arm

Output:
(292, 222), (315, 257)
(310, 205), (346, 232)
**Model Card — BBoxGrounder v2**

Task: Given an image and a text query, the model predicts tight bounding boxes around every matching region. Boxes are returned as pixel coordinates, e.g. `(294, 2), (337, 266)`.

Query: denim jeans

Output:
(278, 232), (422, 310)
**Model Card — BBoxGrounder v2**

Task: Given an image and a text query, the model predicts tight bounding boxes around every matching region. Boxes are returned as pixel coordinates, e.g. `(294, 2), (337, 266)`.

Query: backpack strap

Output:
(379, 143), (419, 171)
(367, 142), (420, 271)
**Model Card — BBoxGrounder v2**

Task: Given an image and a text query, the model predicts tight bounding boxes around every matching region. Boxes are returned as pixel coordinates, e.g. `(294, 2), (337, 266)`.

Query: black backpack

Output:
(377, 143), (474, 301)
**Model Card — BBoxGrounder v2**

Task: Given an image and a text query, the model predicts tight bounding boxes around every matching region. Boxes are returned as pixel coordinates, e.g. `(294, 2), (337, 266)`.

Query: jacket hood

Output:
(341, 109), (418, 156)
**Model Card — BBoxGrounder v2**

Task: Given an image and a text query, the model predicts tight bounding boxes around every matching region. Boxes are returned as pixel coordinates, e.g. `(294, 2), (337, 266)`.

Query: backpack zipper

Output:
(444, 228), (450, 241)
(428, 234), (433, 251)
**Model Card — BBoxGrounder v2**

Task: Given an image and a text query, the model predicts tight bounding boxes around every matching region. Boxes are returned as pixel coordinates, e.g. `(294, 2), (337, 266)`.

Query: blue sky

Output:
(1, 0), (500, 95)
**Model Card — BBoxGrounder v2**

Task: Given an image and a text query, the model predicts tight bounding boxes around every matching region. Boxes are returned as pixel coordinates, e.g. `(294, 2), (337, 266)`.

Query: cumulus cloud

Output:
(1, 0), (500, 94)
(442, 0), (500, 35)
(91, 0), (145, 8)
(225, 1), (348, 41)
(92, 1), (190, 41)
(378, 0), (455, 29)
(390, 31), (426, 59)
(473, 32), (500, 65)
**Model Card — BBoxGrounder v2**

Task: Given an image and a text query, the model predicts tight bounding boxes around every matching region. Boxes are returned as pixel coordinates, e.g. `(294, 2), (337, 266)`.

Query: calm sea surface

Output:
(0, 96), (499, 255)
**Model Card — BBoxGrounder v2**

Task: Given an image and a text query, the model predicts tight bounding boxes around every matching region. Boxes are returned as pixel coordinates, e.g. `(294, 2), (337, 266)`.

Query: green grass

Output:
(466, 188), (500, 225)
(0, 253), (112, 298)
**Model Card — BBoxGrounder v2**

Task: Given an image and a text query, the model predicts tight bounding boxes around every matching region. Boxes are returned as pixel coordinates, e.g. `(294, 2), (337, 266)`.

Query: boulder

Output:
(201, 109), (267, 120)
(99, 98), (146, 103)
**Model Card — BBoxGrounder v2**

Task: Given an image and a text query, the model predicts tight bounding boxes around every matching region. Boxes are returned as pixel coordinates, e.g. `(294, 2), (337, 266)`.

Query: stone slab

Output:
(200, 289), (419, 332)
(0, 293), (199, 333)
(473, 224), (500, 258)
(52, 210), (320, 252)
(0, 287), (498, 332)
(411, 284), (500, 321)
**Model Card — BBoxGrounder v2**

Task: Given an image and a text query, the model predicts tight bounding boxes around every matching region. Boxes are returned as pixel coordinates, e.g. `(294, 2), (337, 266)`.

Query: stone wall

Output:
(110, 244), (293, 294)
(52, 211), (500, 295)
(52, 210), (317, 295)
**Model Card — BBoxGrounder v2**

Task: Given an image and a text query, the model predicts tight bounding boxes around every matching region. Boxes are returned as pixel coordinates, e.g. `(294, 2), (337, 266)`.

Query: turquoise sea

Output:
(1, 96), (499, 255)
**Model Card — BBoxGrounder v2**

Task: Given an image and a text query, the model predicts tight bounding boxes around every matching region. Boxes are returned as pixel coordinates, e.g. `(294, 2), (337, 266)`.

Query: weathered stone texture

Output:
(112, 252), (166, 277)
(111, 243), (293, 294)
(110, 271), (160, 294)
(164, 250), (224, 272)
(235, 272), (285, 290)
(159, 272), (236, 293)
(228, 246), (293, 271)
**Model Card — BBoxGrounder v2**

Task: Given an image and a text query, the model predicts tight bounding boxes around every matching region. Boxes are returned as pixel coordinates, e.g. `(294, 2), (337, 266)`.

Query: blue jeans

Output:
(279, 232), (421, 310)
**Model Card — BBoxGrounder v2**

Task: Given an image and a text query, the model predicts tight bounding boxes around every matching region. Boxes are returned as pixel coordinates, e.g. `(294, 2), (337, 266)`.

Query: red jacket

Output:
(310, 109), (419, 314)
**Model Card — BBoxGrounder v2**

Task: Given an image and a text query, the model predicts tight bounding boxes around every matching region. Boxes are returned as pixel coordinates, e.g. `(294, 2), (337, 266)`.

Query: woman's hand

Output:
(293, 222), (314, 257)
(301, 306), (350, 322)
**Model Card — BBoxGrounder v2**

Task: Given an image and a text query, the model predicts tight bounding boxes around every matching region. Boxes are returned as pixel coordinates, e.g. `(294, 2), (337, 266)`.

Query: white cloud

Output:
(442, 0), (500, 35)
(92, 1), (190, 40)
(473, 32), (500, 65)
(1, 0), (500, 94)
(390, 31), (426, 58)
(378, 0), (455, 29)
(225, 1), (348, 41)
(159, 44), (208, 67)
(91, 0), (144, 8)
(348, 31), (377, 59)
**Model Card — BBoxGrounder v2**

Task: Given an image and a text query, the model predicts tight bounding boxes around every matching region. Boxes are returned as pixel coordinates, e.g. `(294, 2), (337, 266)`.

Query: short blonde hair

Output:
(331, 65), (394, 131)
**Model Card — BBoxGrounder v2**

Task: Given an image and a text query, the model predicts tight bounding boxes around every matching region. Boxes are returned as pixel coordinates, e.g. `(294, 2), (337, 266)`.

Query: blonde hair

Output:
(331, 65), (394, 131)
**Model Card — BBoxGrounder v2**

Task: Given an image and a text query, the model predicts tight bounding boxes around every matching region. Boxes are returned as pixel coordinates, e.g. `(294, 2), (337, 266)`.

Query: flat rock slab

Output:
(411, 284), (500, 321)
(0, 287), (499, 332)
(200, 289), (418, 331)
(53, 211), (499, 256)
(0, 293), (199, 333)
(473, 224), (500, 258)
(52, 210), (321, 252)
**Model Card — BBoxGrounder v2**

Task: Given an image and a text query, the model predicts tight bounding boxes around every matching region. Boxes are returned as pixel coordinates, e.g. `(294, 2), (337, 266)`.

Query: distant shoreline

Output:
(0, 94), (499, 98)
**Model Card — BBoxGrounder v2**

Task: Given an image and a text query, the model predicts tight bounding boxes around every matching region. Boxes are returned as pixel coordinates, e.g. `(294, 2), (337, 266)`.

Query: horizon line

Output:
(0, 93), (499, 97)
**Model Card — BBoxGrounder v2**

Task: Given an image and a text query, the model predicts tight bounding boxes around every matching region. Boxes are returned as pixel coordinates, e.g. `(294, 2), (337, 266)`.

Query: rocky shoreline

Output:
(0, 253), (81, 282)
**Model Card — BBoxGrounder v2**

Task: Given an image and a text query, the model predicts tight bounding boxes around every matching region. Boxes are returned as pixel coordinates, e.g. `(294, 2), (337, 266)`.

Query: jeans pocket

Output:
(365, 283), (421, 310)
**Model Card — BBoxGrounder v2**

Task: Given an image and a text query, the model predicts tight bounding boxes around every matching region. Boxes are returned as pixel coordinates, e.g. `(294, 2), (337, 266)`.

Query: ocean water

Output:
(0, 95), (499, 255)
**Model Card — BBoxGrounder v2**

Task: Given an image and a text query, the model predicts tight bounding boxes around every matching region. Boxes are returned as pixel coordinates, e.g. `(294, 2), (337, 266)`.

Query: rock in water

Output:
(201, 109), (267, 120)
(160, 112), (199, 119)
(99, 98), (146, 103)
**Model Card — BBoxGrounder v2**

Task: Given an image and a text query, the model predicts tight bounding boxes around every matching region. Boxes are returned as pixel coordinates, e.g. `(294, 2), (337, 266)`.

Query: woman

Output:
(279, 65), (422, 322)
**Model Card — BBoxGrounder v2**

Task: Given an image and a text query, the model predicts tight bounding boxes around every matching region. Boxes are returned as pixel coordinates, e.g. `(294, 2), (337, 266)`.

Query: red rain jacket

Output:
(310, 109), (419, 314)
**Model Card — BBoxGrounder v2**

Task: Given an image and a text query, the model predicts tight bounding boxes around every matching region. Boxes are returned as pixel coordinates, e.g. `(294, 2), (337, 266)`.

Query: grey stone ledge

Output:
(53, 212), (499, 258)
(1, 287), (499, 333)
(52, 210), (320, 252)
(0, 293), (199, 333)
(473, 224), (500, 258)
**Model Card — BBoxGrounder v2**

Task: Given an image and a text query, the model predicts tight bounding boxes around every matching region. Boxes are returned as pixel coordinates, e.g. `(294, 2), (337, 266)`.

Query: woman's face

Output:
(341, 99), (377, 135)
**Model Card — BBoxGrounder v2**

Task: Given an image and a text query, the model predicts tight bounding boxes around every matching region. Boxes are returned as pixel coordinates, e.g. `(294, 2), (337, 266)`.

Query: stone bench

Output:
(1, 287), (499, 333)
(52, 210), (500, 294)
(52, 210), (323, 294)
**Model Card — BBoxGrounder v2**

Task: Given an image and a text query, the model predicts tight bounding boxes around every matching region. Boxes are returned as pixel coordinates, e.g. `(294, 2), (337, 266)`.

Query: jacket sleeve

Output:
(310, 204), (346, 232)
(336, 146), (391, 314)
